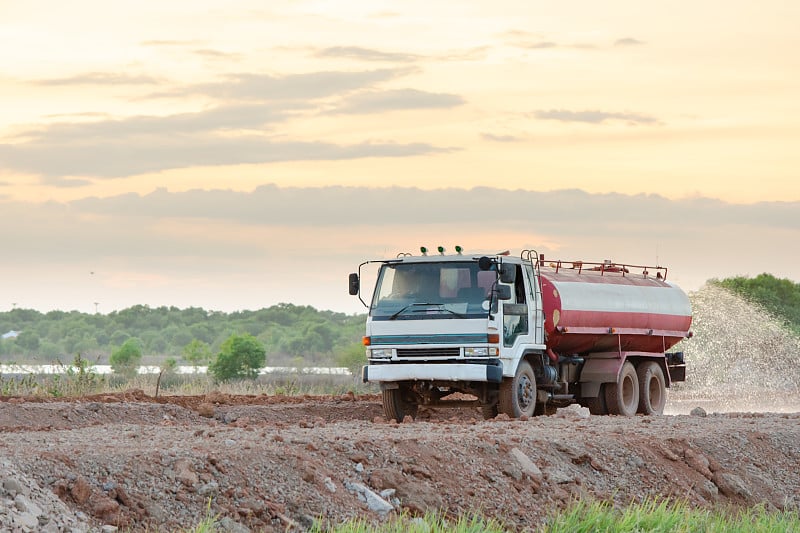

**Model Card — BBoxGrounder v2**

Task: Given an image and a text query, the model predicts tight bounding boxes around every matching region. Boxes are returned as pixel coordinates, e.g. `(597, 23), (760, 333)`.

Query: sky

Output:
(1, 0), (798, 315)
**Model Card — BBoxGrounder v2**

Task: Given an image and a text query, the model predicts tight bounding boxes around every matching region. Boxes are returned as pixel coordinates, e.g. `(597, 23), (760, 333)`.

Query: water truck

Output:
(349, 247), (692, 421)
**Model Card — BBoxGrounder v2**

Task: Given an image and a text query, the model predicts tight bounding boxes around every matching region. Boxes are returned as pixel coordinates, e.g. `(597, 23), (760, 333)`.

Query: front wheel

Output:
(382, 387), (418, 422)
(499, 360), (537, 418)
(604, 361), (639, 416)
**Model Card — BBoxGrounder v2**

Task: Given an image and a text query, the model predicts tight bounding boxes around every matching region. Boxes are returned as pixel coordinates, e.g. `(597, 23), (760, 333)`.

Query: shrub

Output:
(183, 339), (213, 368)
(209, 333), (266, 382)
(110, 338), (143, 378)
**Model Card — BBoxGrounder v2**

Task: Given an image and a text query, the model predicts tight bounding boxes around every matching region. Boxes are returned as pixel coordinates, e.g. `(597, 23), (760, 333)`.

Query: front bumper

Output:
(362, 362), (503, 384)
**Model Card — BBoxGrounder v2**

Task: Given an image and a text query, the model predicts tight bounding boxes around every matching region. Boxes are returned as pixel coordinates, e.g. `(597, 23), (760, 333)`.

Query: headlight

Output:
(370, 348), (392, 359)
(464, 347), (488, 356)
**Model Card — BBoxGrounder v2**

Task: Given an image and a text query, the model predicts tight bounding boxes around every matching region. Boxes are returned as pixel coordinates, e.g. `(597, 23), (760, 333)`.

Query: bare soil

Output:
(1, 391), (799, 532)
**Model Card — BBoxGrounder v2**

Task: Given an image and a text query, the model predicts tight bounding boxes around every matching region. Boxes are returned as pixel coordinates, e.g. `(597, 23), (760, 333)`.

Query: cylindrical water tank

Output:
(539, 265), (692, 355)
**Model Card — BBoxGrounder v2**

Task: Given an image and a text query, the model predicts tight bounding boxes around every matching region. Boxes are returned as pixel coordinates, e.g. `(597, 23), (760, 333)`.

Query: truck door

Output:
(523, 263), (544, 345)
(503, 264), (530, 348)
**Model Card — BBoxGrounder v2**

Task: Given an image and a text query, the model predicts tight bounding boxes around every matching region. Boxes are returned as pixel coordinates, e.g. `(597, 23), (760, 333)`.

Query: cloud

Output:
(163, 69), (411, 102)
(32, 72), (164, 86)
(0, 136), (446, 180)
(19, 104), (292, 139)
(330, 88), (465, 114)
(534, 109), (658, 125)
(316, 46), (419, 62)
(66, 186), (800, 233)
(615, 38), (645, 47)
(503, 31), (641, 51)
(192, 49), (243, 61)
(524, 41), (559, 49)
(0, 67), (450, 181)
(2, 187), (798, 312)
(481, 133), (521, 142)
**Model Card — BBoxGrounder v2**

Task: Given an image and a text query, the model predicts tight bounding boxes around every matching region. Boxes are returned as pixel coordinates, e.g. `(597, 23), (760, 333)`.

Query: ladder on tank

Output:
(521, 249), (545, 345)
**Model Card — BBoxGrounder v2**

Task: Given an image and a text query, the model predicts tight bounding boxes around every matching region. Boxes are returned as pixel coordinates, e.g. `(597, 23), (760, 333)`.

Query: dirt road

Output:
(1, 391), (799, 532)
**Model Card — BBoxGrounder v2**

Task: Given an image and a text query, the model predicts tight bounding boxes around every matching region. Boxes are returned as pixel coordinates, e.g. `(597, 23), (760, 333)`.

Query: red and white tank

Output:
(538, 261), (692, 355)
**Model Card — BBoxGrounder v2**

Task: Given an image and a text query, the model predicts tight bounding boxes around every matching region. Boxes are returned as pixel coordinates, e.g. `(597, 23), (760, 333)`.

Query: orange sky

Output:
(1, 1), (798, 313)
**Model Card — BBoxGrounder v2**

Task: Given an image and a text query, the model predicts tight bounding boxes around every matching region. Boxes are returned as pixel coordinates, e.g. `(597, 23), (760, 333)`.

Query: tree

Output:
(110, 338), (143, 378)
(182, 339), (213, 369)
(209, 333), (266, 381)
(15, 330), (40, 353)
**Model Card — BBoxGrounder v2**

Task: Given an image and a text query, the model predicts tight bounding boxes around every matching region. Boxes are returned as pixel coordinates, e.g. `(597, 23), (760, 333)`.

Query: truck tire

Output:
(586, 384), (609, 415)
(499, 360), (537, 418)
(604, 361), (639, 416)
(382, 387), (418, 422)
(636, 361), (666, 415)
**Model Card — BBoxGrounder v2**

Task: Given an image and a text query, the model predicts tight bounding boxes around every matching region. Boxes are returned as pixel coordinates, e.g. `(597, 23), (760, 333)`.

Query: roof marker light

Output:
(455, 245), (463, 254)
(438, 246), (445, 255)
(420, 246), (428, 256)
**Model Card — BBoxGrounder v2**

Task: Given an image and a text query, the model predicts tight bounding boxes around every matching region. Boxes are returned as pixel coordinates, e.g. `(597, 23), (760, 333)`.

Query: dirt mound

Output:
(1, 393), (799, 532)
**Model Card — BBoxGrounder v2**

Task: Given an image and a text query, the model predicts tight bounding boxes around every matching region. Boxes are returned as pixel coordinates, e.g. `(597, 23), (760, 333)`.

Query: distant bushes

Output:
(0, 303), (366, 368)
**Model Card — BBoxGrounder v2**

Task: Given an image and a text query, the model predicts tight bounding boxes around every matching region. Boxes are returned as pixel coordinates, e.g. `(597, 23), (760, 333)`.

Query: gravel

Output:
(1, 392), (799, 531)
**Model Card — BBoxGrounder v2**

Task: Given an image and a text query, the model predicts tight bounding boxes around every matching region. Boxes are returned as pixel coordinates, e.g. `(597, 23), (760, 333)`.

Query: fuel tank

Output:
(539, 263), (692, 355)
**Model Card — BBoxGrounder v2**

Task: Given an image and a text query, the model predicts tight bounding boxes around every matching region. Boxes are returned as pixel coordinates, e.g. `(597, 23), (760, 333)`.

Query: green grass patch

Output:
(310, 511), (507, 533)
(544, 498), (800, 533)
(304, 499), (800, 533)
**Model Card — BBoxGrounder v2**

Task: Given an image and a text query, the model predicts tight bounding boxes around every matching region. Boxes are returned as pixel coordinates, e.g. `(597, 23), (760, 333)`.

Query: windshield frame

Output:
(369, 260), (497, 321)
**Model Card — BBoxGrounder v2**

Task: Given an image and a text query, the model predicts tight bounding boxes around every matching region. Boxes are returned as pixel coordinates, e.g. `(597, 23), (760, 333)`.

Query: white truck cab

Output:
(350, 248), (545, 421)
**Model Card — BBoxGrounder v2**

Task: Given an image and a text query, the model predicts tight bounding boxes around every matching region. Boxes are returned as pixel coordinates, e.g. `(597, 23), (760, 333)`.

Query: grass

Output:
(300, 499), (800, 533)
(310, 511), (507, 533)
(0, 367), (376, 399)
(544, 498), (799, 533)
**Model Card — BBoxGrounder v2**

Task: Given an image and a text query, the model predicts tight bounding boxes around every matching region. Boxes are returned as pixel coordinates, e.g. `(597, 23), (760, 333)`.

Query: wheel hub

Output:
(517, 375), (534, 409)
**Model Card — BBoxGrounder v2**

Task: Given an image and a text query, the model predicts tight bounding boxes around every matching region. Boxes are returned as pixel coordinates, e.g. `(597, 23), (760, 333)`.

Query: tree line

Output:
(2, 273), (796, 376)
(0, 303), (366, 368)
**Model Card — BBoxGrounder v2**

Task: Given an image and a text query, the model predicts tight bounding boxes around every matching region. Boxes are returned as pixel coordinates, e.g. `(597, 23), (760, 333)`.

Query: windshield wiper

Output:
(388, 302), (432, 320)
(436, 305), (467, 319)
(388, 302), (466, 320)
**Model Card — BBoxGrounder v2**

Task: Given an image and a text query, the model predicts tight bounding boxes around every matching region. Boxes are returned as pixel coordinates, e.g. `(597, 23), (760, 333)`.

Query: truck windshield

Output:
(370, 261), (496, 320)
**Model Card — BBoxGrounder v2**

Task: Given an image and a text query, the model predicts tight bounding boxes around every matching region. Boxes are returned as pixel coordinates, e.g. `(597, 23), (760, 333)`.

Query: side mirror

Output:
(348, 273), (360, 295)
(495, 284), (512, 301)
(499, 264), (517, 284)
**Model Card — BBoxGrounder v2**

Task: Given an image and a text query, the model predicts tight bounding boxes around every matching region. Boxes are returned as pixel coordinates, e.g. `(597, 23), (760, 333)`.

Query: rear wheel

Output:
(604, 361), (639, 416)
(382, 387), (418, 422)
(499, 360), (537, 418)
(637, 361), (666, 415)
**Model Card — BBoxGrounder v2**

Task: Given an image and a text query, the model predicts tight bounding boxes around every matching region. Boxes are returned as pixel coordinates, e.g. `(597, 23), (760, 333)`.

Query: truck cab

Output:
(351, 249), (545, 420)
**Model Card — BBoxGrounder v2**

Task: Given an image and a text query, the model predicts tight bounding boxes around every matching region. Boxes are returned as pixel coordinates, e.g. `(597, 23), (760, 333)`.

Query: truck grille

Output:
(396, 348), (461, 358)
